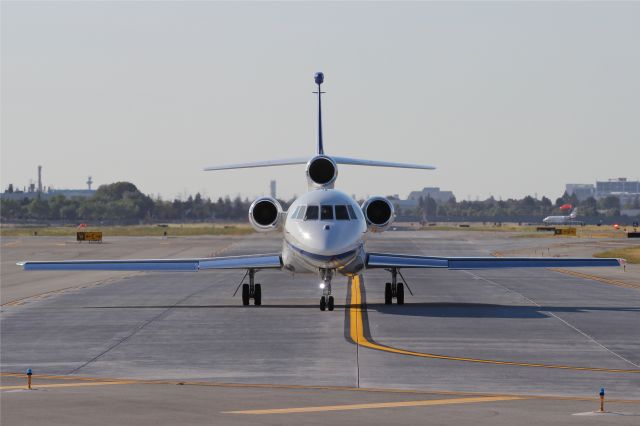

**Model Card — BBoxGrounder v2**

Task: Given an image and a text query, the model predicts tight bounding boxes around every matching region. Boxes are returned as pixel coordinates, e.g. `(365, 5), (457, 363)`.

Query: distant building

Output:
(563, 178), (640, 210)
(407, 187), (455, 204)
(565, 183), (595, 201)
(387, 195), (419, 212)
(2, 168), (96, 201)
(596, 178), (640, 198)
(1, 186), (96, 201)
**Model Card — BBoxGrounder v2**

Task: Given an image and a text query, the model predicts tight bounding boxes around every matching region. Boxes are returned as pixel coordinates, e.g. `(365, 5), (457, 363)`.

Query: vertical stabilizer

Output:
(314, 72), (325, 155)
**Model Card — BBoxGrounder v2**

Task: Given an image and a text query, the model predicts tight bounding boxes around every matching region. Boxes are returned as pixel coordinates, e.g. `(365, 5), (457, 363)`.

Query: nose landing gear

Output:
(319, 269), (334, 311)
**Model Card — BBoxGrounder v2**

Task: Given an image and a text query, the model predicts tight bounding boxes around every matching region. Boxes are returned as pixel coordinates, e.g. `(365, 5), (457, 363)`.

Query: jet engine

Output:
(306, 155), (338, 189)
(361, 196), (395, 233)
(248, 197), (283, 232)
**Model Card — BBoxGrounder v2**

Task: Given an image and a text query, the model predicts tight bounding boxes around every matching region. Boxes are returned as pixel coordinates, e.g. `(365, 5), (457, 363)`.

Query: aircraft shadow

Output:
(84, 302), (640, 319)
(87, 304), (339, 310)
(367, 302), (640, 319)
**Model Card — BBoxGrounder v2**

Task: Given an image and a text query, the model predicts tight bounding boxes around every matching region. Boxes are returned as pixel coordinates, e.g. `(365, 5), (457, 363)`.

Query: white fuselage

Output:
(543, 215), (570, 224)
(281, 189), (369, 276)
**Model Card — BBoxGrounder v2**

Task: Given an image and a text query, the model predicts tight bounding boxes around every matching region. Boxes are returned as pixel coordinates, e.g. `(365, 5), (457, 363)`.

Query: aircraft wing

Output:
(366, 253), (622, 269)
(18, 254), (283, 271)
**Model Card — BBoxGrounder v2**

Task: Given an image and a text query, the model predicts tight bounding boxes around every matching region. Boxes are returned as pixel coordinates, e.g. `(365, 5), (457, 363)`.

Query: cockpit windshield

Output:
(298, 204), (357, 221)
(335, 205), (349, 220)
(304, 205), (319, 220)
(320, 205), (333, 220)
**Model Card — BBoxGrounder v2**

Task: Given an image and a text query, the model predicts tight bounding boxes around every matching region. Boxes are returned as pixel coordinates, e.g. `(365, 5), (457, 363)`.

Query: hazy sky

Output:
(2, 1), (639, 202)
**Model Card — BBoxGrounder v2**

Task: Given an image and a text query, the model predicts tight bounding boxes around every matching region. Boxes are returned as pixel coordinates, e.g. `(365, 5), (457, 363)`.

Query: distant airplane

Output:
(18, 73), (622, 311)
(543, 208), (578, 225)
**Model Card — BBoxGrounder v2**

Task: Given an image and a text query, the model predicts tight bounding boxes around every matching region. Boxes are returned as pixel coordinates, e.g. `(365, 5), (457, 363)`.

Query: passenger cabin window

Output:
(321, 205), (334, 220)
(335, 205), (350, 220)
(305, 205), (319, 220)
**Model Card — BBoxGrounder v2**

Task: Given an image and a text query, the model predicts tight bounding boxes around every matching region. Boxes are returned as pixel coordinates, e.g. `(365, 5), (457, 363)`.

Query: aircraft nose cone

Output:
(299, 224), (357, 256)
(314, 72), (324, 85)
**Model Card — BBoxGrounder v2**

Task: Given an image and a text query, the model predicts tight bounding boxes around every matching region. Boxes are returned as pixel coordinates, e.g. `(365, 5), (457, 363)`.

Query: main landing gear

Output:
(319, 269), (334, 311)
(241, 269), (262, 306)
(384, 268), (404, 305)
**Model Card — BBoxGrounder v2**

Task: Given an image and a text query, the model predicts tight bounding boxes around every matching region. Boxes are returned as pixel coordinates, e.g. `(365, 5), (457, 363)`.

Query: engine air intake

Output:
(249, 197), (283, 232)
(306, 156), (337, 188)
(362, 196), (395, 232)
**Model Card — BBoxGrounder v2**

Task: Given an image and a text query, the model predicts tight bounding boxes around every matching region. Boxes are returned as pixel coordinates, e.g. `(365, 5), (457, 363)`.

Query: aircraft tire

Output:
(396, 283), (405, 305)
(254, 284), (262, 306)
(242, 284), (250, 306)
(320, 296), (326, 311)
(384, 282), (392, 305)
(327, 296), (334, 311)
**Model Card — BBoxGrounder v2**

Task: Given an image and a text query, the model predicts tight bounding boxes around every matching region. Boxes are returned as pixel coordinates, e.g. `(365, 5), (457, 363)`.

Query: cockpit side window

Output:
(320, 205), (334, 220)
(305, 205), (319, 220)
(335, 205), (350, 220)
(346, 205), (359, 220)
(295, 206), (306, 219)
(290, 206), (301, 219)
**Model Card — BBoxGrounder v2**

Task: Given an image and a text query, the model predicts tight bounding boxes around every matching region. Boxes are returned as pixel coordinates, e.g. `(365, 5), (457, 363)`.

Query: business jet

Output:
(18, 73), (621, 311)
(543, 208), (579, 225)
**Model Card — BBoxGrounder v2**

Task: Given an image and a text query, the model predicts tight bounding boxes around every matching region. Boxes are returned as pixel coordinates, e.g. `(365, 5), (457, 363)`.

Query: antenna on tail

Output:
(313, 72), (325, 155)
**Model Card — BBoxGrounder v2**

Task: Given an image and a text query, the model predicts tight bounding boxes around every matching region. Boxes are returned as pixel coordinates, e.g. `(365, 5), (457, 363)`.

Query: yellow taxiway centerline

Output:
(349, 276), (640, 374)
(0, 381), (135, 390)
(224, 395), (525, 414)
(548, 268), (640, 290)
(1, 373), (638, 403)
(491, 251), (639, 290)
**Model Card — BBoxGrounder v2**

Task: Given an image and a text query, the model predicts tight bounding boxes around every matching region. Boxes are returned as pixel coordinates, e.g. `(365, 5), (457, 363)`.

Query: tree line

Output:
(403, 193), (635, 219)
(1, 182), (638, 224)
(0, 182), (265, 224)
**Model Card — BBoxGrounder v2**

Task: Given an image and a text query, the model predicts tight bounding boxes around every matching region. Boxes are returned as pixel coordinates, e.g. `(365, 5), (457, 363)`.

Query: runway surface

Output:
(2, 231), (639, 424)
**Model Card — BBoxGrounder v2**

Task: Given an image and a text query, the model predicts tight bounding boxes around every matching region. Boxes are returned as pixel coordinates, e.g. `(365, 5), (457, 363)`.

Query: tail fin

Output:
(570, 208), (578, 219)
(314, 72), (325, 155)
(203, 72), (436, 173)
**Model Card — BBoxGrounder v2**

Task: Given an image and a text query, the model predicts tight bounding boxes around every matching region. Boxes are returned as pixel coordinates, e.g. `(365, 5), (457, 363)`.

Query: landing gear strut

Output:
(319, 269), (334, 311)
(241, 269), (262, 306)
(384, 268), (404, 305)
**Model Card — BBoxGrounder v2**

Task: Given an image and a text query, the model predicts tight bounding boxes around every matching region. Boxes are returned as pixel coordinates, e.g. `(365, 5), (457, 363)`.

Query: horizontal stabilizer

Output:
(18, 254), (282, 271)
(204, 156), (434, 171)
(331, 156), (435, 170)
(204, 158), (309, 171)
(366, 253), (622, 269)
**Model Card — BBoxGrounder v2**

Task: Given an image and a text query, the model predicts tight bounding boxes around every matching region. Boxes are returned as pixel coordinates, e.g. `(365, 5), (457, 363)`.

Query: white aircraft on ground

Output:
(543, 208), (579, 225)
(19, 73), (621, 311)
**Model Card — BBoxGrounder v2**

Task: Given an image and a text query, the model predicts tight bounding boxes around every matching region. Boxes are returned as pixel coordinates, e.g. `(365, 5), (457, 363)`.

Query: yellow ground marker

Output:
(349, 276), (640, 373)
(0, 381), (134, 390)
(224, 395), (525, 414)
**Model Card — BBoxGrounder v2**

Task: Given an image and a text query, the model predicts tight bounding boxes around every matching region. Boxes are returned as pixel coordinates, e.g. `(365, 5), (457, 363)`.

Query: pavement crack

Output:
(68, 245), (235, 375)
(69, 277), (227, 375)
(461, 270), (640, 370)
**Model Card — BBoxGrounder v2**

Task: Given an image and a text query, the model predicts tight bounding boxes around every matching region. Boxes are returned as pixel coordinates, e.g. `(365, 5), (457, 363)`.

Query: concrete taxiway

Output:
(1, 231), (639, 424)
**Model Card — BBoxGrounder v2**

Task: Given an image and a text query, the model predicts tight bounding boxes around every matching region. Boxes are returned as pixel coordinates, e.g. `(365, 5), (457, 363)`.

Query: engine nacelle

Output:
(248, 197), (283, 232)
(361, 196), (395, 233)
(306, 155), (338, 189)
